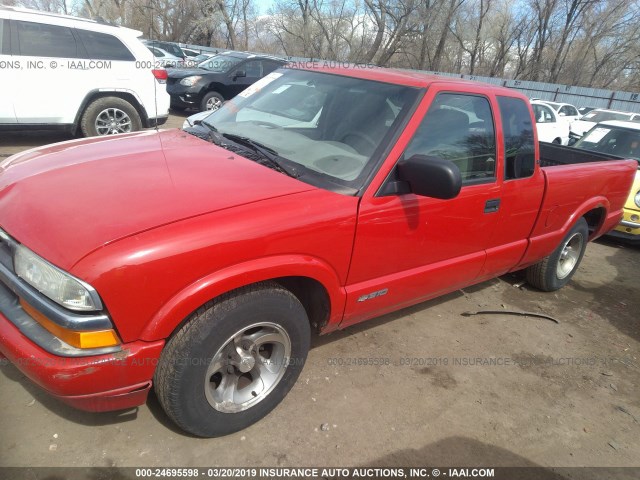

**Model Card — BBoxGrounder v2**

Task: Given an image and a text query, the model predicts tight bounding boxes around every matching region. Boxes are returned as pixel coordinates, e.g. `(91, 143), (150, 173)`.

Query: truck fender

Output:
(139, 255), (346, 341)
(516, 196), (610, 270)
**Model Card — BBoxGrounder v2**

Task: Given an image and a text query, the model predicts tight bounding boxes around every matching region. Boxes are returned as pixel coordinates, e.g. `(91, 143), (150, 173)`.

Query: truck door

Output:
(342, 88), (502, 327)
(479, 95), (545, 277)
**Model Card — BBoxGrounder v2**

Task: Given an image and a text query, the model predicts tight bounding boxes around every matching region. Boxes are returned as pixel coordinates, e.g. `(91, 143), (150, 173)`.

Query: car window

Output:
(0, 20), (4, 54)
(567, 106), (578, 116)
(76, 29), (134, 61)
(199, 54), (243, 72)
(263, 60), (282, 75)
(575, 127), (640, 163)
(244, 60), (262, 78)
(497, 96), (535, 180)
(533, 104), (555, 123)
(242, 82), (326, 123)
(149, 47), (162, 58)
(164, 44), (182, 57)
(404, 93), (497, 183)
(16, 20), (78, 58)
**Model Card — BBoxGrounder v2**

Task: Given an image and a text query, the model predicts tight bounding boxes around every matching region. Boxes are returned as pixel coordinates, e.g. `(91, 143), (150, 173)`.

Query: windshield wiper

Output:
(222, 133), (300, 178)
(199, 120), (224, 146)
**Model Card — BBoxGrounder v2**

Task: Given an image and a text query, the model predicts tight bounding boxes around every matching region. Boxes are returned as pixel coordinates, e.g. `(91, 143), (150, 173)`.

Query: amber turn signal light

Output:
(20, 299), (120, 349)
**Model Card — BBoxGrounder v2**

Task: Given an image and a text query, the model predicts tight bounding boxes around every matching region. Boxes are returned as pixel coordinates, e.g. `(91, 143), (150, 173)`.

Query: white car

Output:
(148, 46), (183, 68)
(531, 100), (570, 145)
(538, 101), (580, 123)
(570, 109), (640, 143)
(0, 6), (170, 136)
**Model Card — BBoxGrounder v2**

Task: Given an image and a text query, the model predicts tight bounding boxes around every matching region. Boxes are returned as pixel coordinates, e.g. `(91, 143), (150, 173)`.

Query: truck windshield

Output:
(574, 125), (640, 165)
(198, 69), (421, 192)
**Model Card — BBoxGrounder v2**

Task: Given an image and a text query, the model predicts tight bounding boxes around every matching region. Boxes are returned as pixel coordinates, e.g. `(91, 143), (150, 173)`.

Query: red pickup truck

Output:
(0, 66), (636, 437)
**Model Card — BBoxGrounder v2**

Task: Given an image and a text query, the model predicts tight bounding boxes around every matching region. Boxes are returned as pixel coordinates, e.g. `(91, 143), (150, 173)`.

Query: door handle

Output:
(484, 198), (501, 213)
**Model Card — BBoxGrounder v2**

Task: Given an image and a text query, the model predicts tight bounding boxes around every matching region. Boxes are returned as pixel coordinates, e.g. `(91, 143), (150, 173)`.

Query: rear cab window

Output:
(497, 96), (536, 179)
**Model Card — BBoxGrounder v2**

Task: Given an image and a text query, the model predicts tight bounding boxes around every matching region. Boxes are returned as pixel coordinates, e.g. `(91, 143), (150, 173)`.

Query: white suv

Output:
(0, 6), (170, 136)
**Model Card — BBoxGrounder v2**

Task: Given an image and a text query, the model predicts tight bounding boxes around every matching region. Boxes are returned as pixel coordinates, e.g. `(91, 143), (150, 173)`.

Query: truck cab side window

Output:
(404, 92), (497, 183)
(498, 96), (535, 180)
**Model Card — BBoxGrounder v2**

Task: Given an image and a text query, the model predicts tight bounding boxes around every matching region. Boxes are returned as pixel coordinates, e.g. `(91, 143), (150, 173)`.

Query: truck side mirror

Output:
(233, 70), (246, 79)
(396, 155), (462, 199)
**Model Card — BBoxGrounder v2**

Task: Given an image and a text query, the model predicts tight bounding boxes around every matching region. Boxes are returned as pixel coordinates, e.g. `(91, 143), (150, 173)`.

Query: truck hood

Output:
(0, 129), (314, 270)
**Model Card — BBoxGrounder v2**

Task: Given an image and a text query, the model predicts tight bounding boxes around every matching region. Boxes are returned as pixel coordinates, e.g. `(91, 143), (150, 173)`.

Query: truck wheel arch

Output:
(515, 198), (610, 271)
(140, 256), (345, 342)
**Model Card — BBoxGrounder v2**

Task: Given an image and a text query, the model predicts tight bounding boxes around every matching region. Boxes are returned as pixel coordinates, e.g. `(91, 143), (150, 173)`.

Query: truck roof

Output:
(298, 64), (524, 97)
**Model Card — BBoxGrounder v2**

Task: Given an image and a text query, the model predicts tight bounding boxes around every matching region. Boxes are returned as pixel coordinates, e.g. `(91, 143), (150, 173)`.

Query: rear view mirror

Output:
(396, 155), (462, 199)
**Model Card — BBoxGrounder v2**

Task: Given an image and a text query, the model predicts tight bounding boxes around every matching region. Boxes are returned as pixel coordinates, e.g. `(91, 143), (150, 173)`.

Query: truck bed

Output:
(539, 142), (624, 167)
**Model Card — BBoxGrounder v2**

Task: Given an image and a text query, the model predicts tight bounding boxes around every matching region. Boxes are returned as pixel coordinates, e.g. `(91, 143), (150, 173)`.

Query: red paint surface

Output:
(0, 67), (636, 411)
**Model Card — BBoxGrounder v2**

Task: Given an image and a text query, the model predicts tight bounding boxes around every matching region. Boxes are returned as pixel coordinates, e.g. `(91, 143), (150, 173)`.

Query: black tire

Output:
(526, 217), (589, 292)
(80, 97), (142, 137)
(200, 91), (224, 112)
(154, 282), (310, 437)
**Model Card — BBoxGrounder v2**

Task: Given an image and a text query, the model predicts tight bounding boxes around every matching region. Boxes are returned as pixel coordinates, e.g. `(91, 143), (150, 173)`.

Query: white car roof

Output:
(588, 108), (635, 116)
(597, 120), (640, 131)
(539, 100), (577, 109)
(0, 5), (143, 37)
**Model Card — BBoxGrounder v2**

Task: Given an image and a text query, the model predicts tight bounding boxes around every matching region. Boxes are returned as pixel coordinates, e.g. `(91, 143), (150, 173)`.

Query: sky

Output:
(254, 0), (275, 15)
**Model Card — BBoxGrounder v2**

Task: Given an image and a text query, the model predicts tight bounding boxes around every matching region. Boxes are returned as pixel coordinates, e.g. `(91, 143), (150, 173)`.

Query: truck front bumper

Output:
(0, 310), (164, 412)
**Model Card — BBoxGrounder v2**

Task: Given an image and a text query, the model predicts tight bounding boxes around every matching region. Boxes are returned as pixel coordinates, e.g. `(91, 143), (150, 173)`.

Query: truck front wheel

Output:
(154, 282), (310, 437)
(526, 217), (588, 292)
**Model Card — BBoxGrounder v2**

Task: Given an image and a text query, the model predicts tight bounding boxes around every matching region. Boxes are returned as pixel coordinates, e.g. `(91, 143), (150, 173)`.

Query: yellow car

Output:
(573, 120), (640, 244)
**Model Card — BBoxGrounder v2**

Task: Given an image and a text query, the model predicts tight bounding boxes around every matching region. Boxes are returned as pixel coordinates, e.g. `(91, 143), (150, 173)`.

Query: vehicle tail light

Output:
(152, 69), (168, 84)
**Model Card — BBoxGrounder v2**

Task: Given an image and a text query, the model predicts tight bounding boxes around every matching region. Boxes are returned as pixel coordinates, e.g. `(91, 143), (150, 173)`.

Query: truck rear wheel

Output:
(526, 217), (588, 292)
(154, 282), (310, 437)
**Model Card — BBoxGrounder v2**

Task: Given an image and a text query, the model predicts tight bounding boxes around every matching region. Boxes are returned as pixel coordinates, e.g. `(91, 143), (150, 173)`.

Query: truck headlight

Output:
(14, 245), (102, 312)
(635, 190), (640, 208)
(180, 75), (202, 86)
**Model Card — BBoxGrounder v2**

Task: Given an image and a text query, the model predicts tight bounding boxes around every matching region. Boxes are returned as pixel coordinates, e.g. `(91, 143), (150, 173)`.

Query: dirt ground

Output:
(0, 115), (639, 473)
